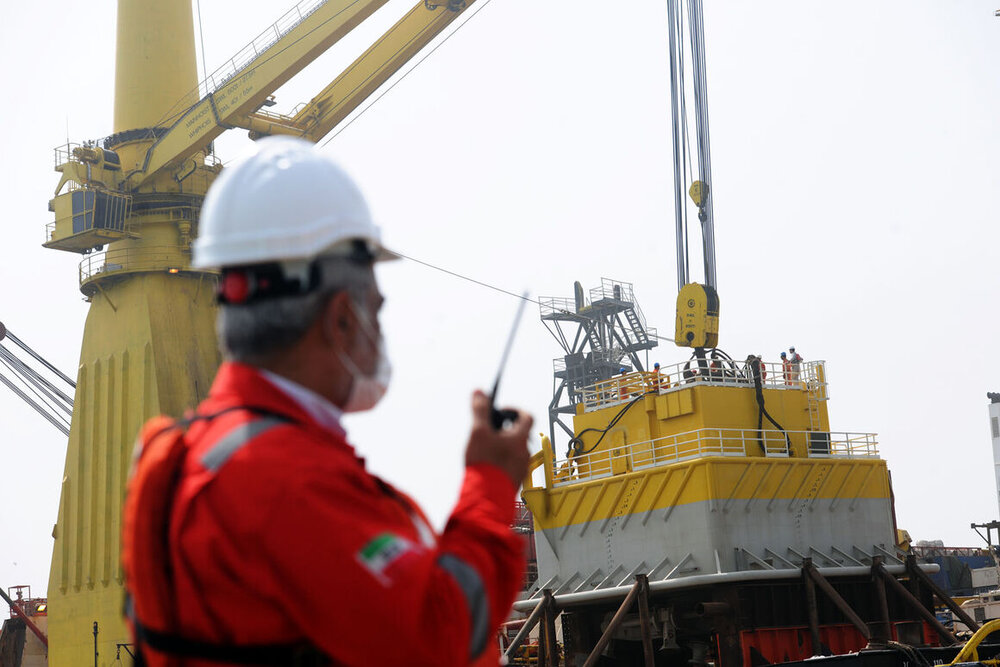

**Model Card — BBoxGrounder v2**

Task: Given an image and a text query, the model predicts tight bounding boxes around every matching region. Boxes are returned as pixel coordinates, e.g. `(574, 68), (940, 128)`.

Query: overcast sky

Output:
(1, 0), (999, 597)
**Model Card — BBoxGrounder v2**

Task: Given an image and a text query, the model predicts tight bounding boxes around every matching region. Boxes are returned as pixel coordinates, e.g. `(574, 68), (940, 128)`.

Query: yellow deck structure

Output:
(522, 297), (896, 600)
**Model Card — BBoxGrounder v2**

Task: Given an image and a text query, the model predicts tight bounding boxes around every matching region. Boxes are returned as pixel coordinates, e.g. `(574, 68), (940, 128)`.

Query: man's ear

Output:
(321, 291), (357, 349)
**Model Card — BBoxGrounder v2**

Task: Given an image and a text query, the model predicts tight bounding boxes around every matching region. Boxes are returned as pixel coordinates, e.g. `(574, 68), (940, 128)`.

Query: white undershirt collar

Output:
(259, 369), (346, 437)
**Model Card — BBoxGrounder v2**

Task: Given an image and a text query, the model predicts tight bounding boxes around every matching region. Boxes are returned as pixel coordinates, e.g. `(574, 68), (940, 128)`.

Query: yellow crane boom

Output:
(132, 0), (475, 188)
(239, 0), (474, 141)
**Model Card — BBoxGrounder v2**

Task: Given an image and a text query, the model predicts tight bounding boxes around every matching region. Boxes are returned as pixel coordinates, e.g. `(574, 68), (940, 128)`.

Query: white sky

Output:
(1, 0), (999, 597)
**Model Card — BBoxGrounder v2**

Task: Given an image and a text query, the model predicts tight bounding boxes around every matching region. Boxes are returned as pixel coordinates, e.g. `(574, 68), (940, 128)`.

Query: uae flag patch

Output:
(357, 532), (420, 585)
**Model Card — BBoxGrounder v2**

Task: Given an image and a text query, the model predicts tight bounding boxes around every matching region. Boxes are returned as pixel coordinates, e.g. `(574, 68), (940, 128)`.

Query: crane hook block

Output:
(674, 282), (719, 348)
(688, 181), (709, 208)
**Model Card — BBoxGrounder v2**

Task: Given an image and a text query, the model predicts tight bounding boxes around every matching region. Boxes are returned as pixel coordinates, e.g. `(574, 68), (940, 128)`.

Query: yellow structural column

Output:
(46, 2), (221, 665)
(113, 0), (198, 134)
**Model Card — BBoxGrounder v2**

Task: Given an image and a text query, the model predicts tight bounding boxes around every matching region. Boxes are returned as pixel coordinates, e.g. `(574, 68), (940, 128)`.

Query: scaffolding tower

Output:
(538, 278), (658, 450)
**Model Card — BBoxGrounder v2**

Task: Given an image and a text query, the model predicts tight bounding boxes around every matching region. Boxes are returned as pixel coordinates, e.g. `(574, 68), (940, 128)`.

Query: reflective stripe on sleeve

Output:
(438, 553), (490, 659)
(200, 417), (287, 472)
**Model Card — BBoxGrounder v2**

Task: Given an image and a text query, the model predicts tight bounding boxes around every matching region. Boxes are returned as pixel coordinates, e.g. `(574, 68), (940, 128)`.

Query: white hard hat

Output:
(193, 136), (397, 270)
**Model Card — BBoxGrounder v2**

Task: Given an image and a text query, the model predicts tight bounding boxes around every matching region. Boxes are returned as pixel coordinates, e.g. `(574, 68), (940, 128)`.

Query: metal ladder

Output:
(803, 367), (825, 430)
(586, 324), (603, 352)
(623, 308), (649, 345)
(806, 390), (821, 430)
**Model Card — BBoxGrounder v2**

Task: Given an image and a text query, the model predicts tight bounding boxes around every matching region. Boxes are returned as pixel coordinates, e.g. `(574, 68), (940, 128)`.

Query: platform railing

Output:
(589, 278), (649, 329)
(538, 296), (579, 318)
(79, 245), (193, 285)
(579, 360), (826, 411)
(199, 0), (330, 96)
(551, 428), (879, 487)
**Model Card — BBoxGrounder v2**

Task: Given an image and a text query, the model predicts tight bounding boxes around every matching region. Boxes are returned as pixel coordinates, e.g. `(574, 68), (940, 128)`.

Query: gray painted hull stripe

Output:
(200, 417), (287, 472)
(438, 553), (490, 659)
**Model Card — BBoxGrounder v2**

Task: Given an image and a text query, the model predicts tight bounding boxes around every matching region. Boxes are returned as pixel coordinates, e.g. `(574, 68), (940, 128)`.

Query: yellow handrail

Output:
(950, 618), (1000, 664)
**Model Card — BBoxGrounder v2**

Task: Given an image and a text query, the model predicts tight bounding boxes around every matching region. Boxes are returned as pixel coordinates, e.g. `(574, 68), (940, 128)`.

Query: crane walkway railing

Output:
(579, 360), (827, 412)
(199, 0), (331, 98)
(550, 428), (879, 487)
(78, 245), (196, 286)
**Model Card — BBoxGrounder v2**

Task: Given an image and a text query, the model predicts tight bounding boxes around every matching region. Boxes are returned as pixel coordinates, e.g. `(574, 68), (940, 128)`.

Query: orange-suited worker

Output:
(121, 137), (533, 666)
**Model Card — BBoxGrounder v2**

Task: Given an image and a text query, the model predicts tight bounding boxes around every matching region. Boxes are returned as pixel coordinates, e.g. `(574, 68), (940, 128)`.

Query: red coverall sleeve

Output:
(255, 459), (525, 666)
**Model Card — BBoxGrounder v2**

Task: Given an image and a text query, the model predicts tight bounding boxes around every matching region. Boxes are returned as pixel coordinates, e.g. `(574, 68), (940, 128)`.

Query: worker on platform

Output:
(788, 346), (803, 386)
(780, 351), (791, 386)
(618, 366), (629, 399)
(122, 137), (532, 667)
(652, 361), (664, 391)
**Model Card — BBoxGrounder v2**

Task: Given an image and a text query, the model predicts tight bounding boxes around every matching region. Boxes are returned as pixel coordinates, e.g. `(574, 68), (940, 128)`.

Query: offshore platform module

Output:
(510, 2), (987, 666)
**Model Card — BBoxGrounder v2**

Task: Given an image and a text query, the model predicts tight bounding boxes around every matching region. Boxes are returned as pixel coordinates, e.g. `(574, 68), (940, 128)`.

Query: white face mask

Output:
(338, 302), (392, 413)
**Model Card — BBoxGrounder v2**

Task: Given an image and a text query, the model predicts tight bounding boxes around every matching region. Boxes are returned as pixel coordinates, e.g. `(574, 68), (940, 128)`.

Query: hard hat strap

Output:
(217, 241), (374, 305)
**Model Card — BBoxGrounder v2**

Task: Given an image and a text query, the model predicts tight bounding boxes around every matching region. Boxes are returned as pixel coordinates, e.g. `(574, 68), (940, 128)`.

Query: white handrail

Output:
(578, 360), (826, 412)
(551, 427), (878, 487)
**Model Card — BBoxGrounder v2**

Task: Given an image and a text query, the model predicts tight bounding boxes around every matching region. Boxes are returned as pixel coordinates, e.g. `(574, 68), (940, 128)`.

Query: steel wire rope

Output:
(394, 251), (677, 342)
(0, 345), (73, 412)
(676, 0), (692, 283)
(196, 0), (209, 84)
(318, 0), (495, 149)
(0, 351), (72, 433)
(213, 0), (495, 166)
(303, 5), (449, 140)
(5, 330), (76, 387)
(0, 340), (74, 407)
(0, 345), (69, 411)
(397, 254), (808, 459)
(0, 372), (70, 436)
(195, 0), (212, 156)
(687, 0), (713, 280)
(0, 349), (73, 424)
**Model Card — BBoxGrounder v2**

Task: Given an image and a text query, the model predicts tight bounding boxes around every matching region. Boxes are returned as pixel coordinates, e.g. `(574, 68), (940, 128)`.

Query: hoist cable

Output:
(5, 331), (76, 388)
(0, 354), (72, 433)
(0, 346), (73, 412)
(675, 0), (692, 283)
(196, 0), (209, 85)
(394, 251), (677, 343)
(319, 0), (495, 148)
(0, 373), (70, 437)
(0, 353), (73, 427)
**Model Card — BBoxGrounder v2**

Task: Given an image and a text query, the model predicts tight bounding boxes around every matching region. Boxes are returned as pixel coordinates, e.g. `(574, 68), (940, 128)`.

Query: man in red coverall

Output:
(128, 137), (532, 666)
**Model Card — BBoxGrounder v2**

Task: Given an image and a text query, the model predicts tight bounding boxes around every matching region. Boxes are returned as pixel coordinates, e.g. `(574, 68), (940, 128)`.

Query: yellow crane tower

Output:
(43, 1), (481, 662)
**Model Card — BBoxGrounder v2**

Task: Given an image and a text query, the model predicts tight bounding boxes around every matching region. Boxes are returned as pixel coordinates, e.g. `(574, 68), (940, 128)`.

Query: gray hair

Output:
(218, 256), (374, 364)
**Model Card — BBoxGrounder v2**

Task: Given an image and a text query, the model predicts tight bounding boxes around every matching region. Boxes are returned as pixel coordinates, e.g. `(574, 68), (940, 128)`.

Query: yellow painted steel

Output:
(523, 456), (890, 531)
(519, 366), (889, 535)
(133, 0), (391, 185)
(241, 0), (477, 141)
(568, 372), (830, 462)
(113, 0), (198, 134)
(674, 282), (719, 347)
(949, 618), (1000, 664)
(44, 6), (221, 663)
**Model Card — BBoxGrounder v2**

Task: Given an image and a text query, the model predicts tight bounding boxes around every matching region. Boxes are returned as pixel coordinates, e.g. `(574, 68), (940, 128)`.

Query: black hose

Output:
(748, 358), (791, 455)
(567, 390), (652, 457)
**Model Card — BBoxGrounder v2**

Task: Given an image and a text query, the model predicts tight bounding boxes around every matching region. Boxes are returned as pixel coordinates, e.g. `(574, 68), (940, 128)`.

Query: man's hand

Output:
(465, 390), (533, 485)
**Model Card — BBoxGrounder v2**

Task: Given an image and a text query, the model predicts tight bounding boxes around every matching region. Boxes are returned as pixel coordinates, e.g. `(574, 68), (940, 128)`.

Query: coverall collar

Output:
(207, 362), (352, 450)
(259, 368), (346, 437)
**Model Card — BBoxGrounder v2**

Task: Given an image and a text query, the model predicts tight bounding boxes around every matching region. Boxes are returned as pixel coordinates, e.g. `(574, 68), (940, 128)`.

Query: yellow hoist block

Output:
(675, 282), (719, 348)
(689, 180), (709, 207)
